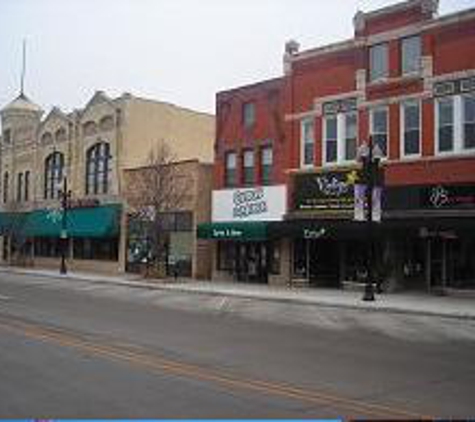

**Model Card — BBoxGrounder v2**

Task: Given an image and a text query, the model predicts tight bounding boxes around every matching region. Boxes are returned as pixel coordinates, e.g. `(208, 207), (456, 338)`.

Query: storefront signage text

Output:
(212, 185), (286, 222)
(232, 188), (268, 219)
(293, 170), (357, 214)
(212, 228), (243, 239)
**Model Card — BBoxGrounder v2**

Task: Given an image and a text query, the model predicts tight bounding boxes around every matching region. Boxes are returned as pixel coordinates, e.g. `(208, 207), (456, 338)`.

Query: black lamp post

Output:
(58, 176), (71, 275)
(357, 136), (383, 301)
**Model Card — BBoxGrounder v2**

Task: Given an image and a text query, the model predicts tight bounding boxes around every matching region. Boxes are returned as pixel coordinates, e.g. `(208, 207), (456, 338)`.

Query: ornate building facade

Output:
(0, 90), (214, 275)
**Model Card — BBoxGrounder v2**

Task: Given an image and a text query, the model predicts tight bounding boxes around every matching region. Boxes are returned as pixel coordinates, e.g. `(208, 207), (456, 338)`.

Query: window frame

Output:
(369, 43), (389, 82)
(462, 93), (475, 150)
(85, 142), (111, 195)
(224, 151), (237, 188)
(435, 96), (456, 155)
(3, 172), (9, 203)
(242, 102), (256, 128)
(370, 106), (389, 158)
(322, 111), (358, 166)
(17, 172), (23, 202)
(44, 151), (65, 200)
(300, 118), (315, 168)
(400, 99), (421, 158)
(242, 149), (255, 186)
(24, 171), (30, 202)
(260, 145), (273, 185)
(401, 35), (421, 76)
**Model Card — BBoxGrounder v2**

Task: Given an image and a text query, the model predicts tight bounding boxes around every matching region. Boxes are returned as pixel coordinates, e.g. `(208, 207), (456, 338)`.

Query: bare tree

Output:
(1, 201), (30, 265)
(125, 141), (193, 275)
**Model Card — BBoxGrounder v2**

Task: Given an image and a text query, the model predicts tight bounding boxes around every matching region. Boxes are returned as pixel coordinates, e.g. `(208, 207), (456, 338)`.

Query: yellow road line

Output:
(0, 317), (431, 419)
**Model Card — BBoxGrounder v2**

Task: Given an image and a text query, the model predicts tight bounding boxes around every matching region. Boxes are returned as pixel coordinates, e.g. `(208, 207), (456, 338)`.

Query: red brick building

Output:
(201, 0), (475, 291)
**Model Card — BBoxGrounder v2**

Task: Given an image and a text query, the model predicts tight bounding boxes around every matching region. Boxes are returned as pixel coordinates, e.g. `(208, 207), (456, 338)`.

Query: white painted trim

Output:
(400, 99), (422, 158)
(369, 105), (389, 158)
(322, 112), (358, 167)
(289, 9), (475, 64)
(300, 118), (315, 169)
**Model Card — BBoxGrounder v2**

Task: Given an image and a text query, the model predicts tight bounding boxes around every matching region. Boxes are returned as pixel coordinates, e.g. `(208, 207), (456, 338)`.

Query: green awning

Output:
(22, 204), (121, 238)
(0, 212), (29, 235)
(197, 222), (268, 241)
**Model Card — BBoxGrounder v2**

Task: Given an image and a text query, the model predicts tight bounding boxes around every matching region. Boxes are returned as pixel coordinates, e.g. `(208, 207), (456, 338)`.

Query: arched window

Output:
(55, 127), (67, 143)
(17, 173), (23, 202)
(99, 115), (114, 132)
(44, 152), (64, 199)
(24, 171), (30, 202)
(86, 142), (110, 195)
(41, 132), (53, 145)
(83, 121), (97, 137)
(3, 172), (9, 203)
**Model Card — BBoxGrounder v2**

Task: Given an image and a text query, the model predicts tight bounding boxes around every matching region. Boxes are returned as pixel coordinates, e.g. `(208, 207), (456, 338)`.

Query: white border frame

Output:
(400, 99), (422, 159)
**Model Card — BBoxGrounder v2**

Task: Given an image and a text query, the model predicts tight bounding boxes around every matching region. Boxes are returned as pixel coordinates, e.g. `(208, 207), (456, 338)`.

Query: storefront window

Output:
(73, 237), (119, 261)
(217, 241), (235, 271)
(34, 238), (62, 257)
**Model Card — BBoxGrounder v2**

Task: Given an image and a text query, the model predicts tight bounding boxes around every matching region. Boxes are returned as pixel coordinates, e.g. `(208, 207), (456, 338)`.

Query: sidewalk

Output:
(1, 265), (475, 320)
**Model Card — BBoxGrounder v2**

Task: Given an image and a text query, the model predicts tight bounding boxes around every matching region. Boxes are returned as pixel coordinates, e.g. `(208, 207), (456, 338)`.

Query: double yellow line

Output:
(0, 316), (430, 419)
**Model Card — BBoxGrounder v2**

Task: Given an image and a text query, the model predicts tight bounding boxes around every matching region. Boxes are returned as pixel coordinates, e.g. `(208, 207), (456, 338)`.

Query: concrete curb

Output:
(1, 266), (475, 321)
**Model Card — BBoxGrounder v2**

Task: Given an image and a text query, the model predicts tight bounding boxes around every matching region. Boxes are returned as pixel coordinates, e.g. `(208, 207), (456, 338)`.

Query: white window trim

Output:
(434, 95), (472, 156)
(401, 35), (422, 77)
(322, 112), (358, 167)
(370, 106), (389, 160)
(369, 43), (389, 83)
(462, 93), (475, 151)
(400, 99), (422, 159)
(300, 118), (314, 168)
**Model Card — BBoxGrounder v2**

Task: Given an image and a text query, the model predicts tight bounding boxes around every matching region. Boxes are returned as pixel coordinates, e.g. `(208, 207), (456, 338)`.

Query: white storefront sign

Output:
(212, 185), (287, 222)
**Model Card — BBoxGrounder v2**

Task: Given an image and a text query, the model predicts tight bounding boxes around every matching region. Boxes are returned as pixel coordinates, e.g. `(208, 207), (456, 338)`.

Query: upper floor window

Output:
(41, 132), (53, 145)
(3, 172), (9, 203)
(86, 142), (110, 195)
(99, 115), (114, 132)
(401, 35), (421, 75)
(370, 43), (388, 81)
(44, 152), (64, 200)
(24, 171), (30, 202)
(463, 94), (475, 150)
(300, 118), (315, 167)
(437, 97), (454, 153)
(83, 121), (97, 137)
(3, 129), (11, 145)
(323, 111), (357, 165)
(17, 173), (23, 202)
(370, 107), (388, 157)
(242, 102), (255, 128)
(55, 127), (67, 143)
(242, 149), (255, 185)
(436, 94), (475, 155)
(224, 151), (237, 188)
(261, 146), (273, 185)
(401, 100), (421, 156)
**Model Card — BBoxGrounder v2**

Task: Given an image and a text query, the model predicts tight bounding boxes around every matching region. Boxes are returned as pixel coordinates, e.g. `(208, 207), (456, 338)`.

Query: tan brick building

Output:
(0, 90), (214, 276)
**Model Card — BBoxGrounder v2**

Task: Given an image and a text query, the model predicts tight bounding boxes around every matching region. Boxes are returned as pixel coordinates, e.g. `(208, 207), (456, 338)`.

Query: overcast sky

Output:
(0, 0), (473, 115)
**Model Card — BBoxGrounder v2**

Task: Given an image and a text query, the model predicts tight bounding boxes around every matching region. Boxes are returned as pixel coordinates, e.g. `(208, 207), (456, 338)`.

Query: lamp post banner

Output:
(354, 185), (382, 222)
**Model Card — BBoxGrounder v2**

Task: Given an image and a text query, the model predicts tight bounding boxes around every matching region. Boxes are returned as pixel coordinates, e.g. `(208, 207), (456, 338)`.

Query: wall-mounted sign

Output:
(385, 183), (475, 211)
(292, 169), (359, 214)
(212, 185), (286, 222)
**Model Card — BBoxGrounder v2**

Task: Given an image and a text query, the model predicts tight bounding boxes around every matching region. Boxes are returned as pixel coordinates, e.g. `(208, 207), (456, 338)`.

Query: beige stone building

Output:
(0, 90), (214, 275)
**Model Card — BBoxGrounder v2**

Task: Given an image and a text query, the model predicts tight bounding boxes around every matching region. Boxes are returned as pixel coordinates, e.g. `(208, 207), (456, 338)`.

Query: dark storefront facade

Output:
(287, 168), (475, 292)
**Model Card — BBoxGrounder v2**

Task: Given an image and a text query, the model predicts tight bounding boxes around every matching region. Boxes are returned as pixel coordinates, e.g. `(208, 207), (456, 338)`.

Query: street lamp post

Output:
(59, 176), (71, 275)
(357, 136), (383, 302)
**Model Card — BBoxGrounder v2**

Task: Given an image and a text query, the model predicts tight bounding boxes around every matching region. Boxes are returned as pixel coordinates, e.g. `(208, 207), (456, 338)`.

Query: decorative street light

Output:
(356, 136), (384, 301)
(58, 175), (72, 274)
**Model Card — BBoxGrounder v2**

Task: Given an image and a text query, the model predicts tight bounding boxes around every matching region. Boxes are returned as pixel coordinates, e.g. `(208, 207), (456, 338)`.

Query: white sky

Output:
(0, 0), (473, 115)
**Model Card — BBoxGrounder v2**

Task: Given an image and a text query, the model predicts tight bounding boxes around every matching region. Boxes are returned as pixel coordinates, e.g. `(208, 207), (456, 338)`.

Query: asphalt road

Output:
(0, 272), (474, 419)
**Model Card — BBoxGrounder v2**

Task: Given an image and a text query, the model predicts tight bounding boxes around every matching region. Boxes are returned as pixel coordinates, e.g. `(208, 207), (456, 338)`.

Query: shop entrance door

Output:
(307, 239), (339, 287)
(235, 242), (269, 284)
(426, 236), (456, 292)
